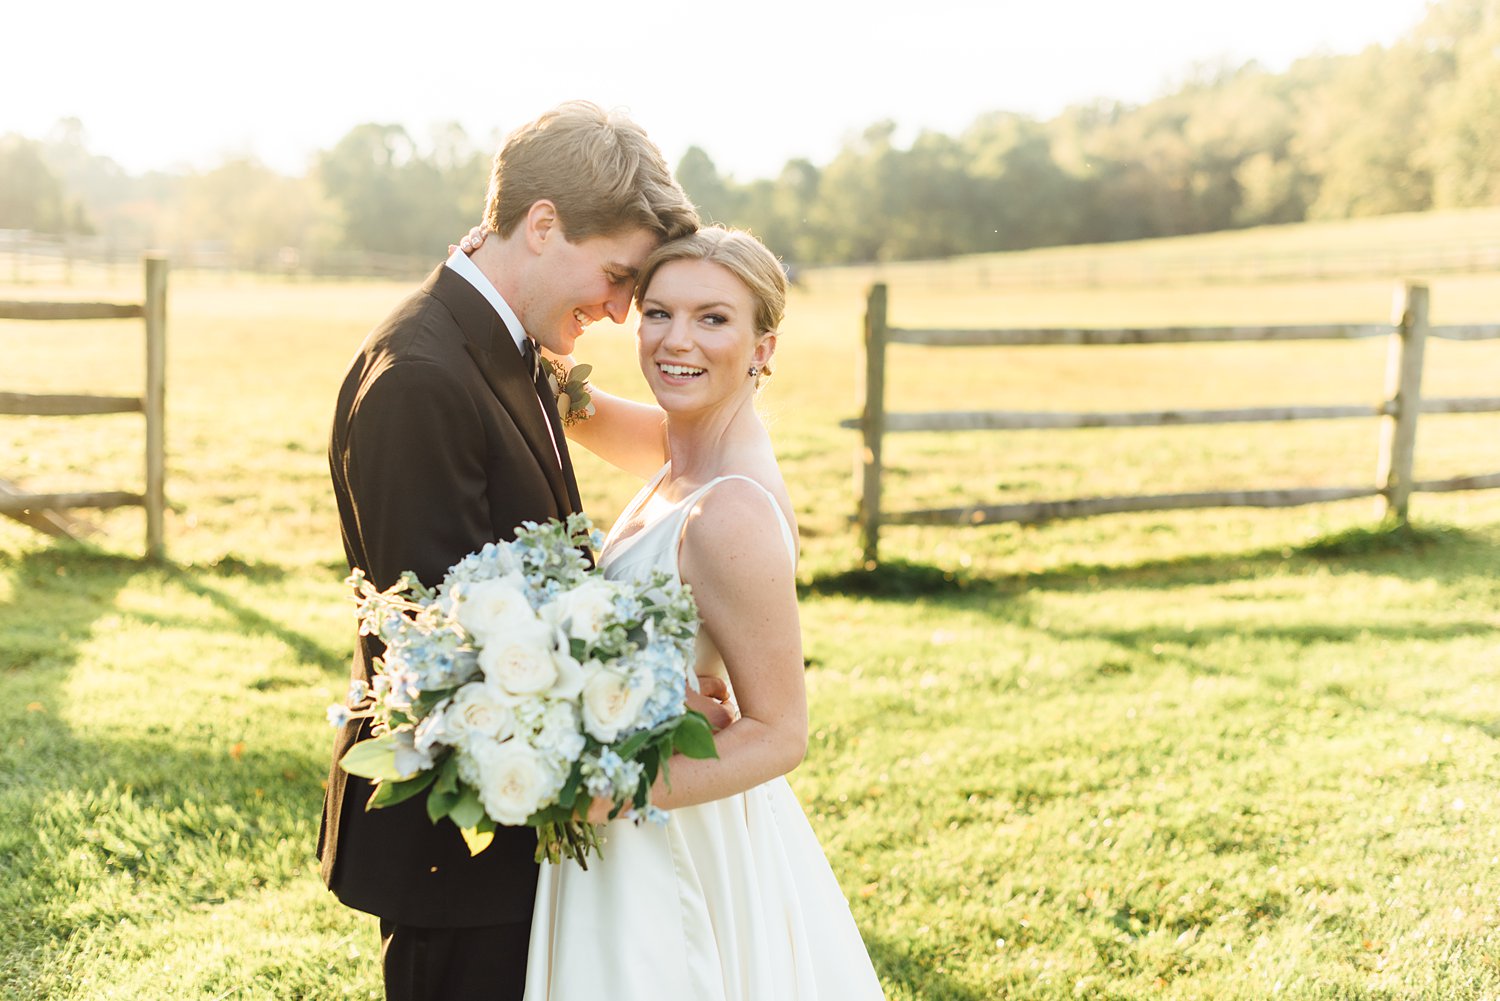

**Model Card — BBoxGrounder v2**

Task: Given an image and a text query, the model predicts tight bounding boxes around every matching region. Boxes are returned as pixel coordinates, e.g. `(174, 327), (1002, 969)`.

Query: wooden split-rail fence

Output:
(844, 282), (1500, 565)
(0, 257), (168, 558)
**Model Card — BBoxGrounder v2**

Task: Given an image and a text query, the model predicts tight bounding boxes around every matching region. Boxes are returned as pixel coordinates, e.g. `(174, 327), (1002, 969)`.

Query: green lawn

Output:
(3, 209), (1500, 998)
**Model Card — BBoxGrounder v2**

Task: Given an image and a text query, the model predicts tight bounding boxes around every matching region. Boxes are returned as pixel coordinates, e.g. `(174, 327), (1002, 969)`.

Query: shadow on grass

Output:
(863, 934), (994, 1001)
(0, 540), (342, 992)
(803, 521), (1500, 601)
(801, 557), (1001, 599)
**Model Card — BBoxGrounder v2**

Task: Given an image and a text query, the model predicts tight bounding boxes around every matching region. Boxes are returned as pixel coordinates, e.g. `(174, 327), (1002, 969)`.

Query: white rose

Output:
(580, 667), (651, 743)
(477, 621), (560, 696)
(443, 682), (517, 746)
(455, 575), (536, 642)
(547, 651), (585, 701)
(469, 739), (557, 825)
(547, 578), (621, 646)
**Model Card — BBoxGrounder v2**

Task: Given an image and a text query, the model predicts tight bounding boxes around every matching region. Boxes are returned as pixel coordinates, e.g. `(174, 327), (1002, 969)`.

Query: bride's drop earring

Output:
(748, 365), (760, 377)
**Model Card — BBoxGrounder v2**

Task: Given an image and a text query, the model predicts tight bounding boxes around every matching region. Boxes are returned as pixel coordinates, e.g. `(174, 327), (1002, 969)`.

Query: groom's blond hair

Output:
(484, 101), (699, 243)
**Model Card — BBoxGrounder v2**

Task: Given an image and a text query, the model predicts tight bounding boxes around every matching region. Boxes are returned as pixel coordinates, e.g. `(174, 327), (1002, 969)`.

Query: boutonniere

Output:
(546, 360), (595, 427)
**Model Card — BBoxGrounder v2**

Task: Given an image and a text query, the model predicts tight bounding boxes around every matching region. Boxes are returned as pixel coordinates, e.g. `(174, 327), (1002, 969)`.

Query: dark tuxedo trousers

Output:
(319, 265), (583, 996)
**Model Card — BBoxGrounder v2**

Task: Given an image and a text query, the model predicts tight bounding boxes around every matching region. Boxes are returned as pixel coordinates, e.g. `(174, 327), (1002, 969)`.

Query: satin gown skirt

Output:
(524, 776), (884, 1000)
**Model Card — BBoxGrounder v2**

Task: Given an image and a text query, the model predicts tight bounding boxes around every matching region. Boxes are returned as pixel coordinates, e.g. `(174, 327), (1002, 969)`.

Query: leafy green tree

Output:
(676, 146), (739, 225)
(315, 122), (487, 257)
(168, 156), (331, 267)
(0, 134), (89, 233)
(1424, 0), (1500, 206)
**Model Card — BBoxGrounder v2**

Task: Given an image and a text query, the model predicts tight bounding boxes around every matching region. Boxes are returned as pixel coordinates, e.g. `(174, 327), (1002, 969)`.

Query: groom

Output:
(321, 102), (702, 1000)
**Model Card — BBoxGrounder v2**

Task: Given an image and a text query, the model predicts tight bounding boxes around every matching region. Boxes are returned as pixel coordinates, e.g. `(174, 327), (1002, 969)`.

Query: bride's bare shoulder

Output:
(679, 471), (797, 572)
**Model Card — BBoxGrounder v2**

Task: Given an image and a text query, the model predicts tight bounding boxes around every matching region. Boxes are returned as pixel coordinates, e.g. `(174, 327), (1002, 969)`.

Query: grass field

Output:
(3, 209), (1500, 999)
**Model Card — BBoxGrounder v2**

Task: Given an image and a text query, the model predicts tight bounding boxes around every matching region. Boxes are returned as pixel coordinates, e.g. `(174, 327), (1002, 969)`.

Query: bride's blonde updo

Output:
(633, 226), (787, 341)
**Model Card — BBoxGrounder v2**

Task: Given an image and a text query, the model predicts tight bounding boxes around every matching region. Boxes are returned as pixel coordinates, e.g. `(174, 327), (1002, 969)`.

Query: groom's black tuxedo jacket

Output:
(320, 264), (583, 927)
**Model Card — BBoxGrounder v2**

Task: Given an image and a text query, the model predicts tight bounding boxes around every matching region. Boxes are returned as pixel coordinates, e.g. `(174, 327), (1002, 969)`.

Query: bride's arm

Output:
(542, 356), (669, 479)
(635, 481), (807, 810)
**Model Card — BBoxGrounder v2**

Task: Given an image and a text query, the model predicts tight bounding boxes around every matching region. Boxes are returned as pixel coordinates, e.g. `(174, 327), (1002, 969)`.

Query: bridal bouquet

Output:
(326, 513), (715, 867)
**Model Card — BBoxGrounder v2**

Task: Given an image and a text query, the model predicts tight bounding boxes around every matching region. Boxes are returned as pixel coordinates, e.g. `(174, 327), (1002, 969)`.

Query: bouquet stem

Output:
(535, 820), (601, 869)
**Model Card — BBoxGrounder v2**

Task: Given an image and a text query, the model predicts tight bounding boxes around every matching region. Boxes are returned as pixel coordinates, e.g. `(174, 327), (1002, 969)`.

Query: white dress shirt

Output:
(444, 249), (562, 467)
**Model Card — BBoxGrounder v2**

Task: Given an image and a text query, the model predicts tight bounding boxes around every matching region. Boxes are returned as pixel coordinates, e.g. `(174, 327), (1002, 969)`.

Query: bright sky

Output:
(7, 0), (1433, 180)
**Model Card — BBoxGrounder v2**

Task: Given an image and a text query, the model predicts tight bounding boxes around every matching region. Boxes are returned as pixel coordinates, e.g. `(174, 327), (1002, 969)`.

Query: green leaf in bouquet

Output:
(459, 816), (495, 856)
(556, 761), (584, 810)
(448, 786), (486, 831)
(412, 686), (458, 719)
(638, 745), (660, 783)
(395, 570), (435, 602)
(425, 757), (464, 824)
(368, 767), (438, 809)
(433, 755), (460, 794)
(614, 728), (654, 761)
(569, 363), (593, 383)
(339, 733), (407, 781)
(672, 711), (719, 760)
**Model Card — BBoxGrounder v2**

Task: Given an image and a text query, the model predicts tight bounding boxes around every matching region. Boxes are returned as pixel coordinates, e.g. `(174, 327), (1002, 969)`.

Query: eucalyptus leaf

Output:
(459, 819), (495, 856)
(433, 755), (461, 796)
(448, 787), (486, 830)
(368, 767), (438, 810)
(673, 712), (719, 760)
(339, 734), (407, 781)
(557, 761), (583, 809)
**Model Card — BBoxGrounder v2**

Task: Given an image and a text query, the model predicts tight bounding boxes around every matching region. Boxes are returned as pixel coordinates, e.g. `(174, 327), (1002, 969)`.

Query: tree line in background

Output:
(2, 0), (1497, 270)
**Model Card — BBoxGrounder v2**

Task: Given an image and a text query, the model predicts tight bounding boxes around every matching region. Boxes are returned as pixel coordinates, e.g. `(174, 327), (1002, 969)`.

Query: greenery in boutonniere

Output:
(546, 360), (595, 427)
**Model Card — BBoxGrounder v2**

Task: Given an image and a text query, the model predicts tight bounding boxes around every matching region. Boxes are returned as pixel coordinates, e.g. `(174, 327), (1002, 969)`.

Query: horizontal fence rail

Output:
(0, 301), (145, 321)
(849, 281), (1500, 564)
(0, 392), (145, 416)
(0, 256), (168, 557)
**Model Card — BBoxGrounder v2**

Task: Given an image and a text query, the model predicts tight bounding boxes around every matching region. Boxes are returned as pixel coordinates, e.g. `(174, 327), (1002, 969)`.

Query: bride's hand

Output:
(584, 795), (617, 825)
(687, 674), (737, 732)
(446, 224), (489, 257)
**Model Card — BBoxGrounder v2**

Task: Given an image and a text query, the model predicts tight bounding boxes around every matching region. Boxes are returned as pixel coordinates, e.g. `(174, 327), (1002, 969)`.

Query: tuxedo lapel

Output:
(424, 266), (573, 517)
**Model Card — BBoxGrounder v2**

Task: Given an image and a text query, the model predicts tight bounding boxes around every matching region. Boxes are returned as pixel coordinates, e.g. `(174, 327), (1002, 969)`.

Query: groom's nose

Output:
(604, 287), (632, 324)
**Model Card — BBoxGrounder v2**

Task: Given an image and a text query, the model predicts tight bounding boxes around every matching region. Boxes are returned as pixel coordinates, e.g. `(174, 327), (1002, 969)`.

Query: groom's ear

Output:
(523, 200), (561, 254)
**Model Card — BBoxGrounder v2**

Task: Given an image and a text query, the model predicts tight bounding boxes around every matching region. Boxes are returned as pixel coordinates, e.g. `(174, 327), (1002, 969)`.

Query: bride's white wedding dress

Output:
(523, 467), (884, 1000)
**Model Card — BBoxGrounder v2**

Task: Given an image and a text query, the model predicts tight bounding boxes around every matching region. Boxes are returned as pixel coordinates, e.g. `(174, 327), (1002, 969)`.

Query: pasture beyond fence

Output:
(845, 282), (1500, 565)
(0, 257), (168, 558)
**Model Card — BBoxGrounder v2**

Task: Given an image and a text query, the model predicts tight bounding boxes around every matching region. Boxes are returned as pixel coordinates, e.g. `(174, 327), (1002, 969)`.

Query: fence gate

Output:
(0, 256), (168, 557)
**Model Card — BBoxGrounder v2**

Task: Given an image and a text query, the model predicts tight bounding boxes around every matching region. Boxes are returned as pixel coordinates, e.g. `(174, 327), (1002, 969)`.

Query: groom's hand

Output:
(687, 675), (736, 732)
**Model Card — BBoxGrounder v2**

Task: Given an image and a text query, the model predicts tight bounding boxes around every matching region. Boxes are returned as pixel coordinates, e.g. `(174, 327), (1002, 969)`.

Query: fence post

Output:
(1376, 282), (1428, 523)
(143, 256), (168, 559)
(858, 284), (888, 567)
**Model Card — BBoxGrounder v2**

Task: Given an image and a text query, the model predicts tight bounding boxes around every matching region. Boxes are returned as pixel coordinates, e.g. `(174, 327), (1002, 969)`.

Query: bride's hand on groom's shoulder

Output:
(447, 224), (488, 257)
(688, 675), (737, 732)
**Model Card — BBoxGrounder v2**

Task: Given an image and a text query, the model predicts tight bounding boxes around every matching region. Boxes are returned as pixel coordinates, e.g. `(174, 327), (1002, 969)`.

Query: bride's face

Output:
(636, 259), (773, 414)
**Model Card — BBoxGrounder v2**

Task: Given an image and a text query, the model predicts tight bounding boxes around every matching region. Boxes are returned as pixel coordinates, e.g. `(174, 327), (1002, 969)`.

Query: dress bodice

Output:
(599, 464), (796, 584)
(599, 464), (797, 690)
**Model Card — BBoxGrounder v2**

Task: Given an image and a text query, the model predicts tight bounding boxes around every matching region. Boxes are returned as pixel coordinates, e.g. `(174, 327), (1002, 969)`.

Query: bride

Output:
(502, 224), (886, 999)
